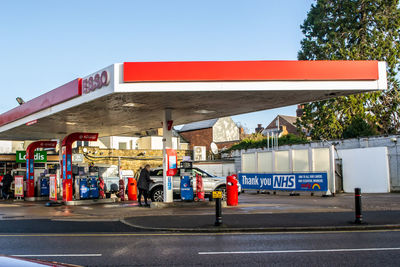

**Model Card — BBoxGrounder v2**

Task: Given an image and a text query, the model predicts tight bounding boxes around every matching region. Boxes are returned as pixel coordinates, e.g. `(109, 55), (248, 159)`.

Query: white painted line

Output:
(12, 254), (102, 257)
(198, 247), (400, 255)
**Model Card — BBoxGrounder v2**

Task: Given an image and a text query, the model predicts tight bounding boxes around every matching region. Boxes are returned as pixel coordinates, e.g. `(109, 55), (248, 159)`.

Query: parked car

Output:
(148, 167), (240, 202)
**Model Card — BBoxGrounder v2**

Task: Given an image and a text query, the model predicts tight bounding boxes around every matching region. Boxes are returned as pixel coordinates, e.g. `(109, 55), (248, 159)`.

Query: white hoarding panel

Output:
(257, 152), (273, 173)
(275, 151), (290, 172)
(313, 148), (330, 172)
(242, 153), (256, 173)
(292, 149), (309, 172)
(339, 147), (390, 193)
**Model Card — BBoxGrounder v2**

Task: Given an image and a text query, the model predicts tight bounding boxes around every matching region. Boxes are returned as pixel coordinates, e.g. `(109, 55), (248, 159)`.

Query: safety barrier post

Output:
(213, 190), (223, 226)
(354, 187), (363, 224)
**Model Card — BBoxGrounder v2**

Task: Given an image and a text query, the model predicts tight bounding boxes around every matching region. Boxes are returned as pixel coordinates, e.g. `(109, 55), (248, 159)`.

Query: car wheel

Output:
(220, 186), (227, 201)
(151, 187), (164, 202)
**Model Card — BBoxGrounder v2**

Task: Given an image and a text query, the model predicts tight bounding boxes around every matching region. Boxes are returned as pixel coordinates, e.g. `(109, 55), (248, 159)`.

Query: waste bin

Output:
(127, 177), (137, 201)
(79, 178), (89, 199)
(180, 175), (193, 201)
(226, 175), (238, 206)
(40, 177), (49, 196)
(88, 177), (99, 199)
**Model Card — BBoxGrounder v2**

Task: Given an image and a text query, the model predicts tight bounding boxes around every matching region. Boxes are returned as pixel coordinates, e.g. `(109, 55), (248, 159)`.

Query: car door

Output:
(173, 168), (181, 193)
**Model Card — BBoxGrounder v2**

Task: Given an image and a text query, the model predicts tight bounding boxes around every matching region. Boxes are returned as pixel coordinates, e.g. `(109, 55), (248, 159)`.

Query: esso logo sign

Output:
(82, 134), (98, 140)
(82, 70), (110, 94)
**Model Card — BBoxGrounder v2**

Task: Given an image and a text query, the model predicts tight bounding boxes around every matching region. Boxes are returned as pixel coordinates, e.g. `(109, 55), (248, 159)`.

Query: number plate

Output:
(212, 191), (222, 199)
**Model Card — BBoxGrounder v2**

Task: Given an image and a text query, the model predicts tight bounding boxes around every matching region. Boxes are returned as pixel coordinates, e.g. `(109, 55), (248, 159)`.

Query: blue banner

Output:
(239, 172), (328, 191)
(67, 155), (72, 172)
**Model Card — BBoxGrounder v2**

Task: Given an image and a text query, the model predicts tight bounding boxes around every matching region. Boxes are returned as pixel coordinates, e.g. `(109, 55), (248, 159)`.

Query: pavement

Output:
(122, 210), (400, 232)
(0, 192), (399, 232)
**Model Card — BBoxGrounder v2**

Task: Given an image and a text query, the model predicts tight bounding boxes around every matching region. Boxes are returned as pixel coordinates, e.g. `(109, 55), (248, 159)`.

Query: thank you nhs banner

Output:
(238, 173), (328, 191)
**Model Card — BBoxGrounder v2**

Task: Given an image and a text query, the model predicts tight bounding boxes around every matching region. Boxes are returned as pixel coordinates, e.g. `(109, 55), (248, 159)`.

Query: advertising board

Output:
(238, 172), (328, 191)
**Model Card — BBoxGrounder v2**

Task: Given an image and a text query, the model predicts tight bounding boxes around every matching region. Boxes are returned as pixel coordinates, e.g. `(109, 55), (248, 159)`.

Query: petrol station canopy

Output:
(0, 60), (387, 140)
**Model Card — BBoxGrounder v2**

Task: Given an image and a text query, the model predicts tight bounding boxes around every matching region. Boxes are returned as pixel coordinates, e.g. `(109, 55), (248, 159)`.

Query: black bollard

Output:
(354, 187), (363, 224)
(215, 197), (222, 226)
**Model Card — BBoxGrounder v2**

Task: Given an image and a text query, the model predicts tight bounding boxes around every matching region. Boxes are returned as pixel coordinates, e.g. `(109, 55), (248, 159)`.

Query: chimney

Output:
(296, 104), (304, 117)
(255, 124), (264, 133)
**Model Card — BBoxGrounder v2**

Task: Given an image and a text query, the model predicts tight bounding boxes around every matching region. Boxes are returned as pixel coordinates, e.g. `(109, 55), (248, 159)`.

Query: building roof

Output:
(179, 118), (218, 132)
(278, 115), (297, 126)
(264, 115), (297, 131)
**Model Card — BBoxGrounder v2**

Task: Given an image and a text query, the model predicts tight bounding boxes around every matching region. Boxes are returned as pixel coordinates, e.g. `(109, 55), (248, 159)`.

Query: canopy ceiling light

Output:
(122, 102), (144, 107)
(194, 109), (216, 114)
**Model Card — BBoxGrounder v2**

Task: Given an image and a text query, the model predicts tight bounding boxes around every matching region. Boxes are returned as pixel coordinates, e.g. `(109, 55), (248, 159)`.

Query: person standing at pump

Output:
(137, 164), (152, 207)
(1, 171), (13, 200)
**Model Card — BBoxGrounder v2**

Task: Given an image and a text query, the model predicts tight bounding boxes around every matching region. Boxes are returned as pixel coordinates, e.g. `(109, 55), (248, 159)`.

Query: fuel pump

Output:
(180, 161), (194, 201)
(39, 172), (50, 197)
(88, 166), (99, 199)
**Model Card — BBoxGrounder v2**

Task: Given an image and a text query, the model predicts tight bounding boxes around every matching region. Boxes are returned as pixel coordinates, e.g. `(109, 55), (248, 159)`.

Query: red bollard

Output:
(226, 175), (238, 206)
(127, 177), (138, 201)
(196, 174), (205, 201)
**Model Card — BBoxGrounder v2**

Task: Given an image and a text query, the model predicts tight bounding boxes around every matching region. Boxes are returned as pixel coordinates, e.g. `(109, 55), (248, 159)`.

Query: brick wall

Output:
(179, 128), (213, 151)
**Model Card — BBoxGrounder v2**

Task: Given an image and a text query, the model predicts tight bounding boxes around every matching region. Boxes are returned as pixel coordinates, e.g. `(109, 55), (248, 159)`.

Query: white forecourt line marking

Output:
(12, 254), (102, 257)
(198, 247), (400, 255)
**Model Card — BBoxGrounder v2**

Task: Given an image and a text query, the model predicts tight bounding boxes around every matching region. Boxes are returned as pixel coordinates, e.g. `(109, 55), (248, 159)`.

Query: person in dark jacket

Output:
(137, 164), (152, 207)
(2, 171), (13, 200)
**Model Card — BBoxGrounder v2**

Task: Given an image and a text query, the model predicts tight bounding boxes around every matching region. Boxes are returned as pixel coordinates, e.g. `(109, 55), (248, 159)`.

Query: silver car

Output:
(148, 167), (239, 202)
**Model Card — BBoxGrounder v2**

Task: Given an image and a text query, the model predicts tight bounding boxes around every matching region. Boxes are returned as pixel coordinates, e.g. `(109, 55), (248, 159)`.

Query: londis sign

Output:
(16, 151), (47, 163)
(82, 70), (110, 94)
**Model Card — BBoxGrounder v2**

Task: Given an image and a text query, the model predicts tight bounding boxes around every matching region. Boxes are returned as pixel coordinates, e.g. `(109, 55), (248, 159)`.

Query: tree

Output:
(297, 0), (400, 140)
(342, 116), (378, 138)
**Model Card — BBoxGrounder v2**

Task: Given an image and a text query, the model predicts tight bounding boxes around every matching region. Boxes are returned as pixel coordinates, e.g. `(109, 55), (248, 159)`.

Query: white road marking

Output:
(198, 247), (400, 255)
(12, 254), (102, 257)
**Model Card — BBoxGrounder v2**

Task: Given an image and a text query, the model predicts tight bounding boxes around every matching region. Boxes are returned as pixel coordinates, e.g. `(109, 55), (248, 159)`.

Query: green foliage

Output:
(297, 0), (400, 140)
(342, 116), (378, 138)
(278, 134), (309, 146)
(227, 134), (308, 152)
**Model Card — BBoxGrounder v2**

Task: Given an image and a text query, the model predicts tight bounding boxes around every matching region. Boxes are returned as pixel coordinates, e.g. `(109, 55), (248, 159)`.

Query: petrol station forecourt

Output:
(0, 60), (387, 204)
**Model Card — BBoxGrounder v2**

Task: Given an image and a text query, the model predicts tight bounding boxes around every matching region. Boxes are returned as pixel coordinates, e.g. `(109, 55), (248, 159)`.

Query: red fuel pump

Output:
(226, 175), (239, 206)
(127, 177), (138, 201)
(98, 177), (105, 199)
(196, 173), (205, 201)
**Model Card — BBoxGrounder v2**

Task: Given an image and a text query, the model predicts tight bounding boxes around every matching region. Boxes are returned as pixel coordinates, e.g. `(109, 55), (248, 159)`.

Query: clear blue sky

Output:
(0, 0), (314, 133)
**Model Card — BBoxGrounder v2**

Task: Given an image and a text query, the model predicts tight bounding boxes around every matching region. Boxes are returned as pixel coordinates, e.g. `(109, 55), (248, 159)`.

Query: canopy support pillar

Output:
(163, 109), (173, 203)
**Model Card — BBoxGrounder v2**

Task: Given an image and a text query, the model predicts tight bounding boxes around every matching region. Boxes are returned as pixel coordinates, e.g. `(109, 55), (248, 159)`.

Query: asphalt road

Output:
(0, 230), (399, 266)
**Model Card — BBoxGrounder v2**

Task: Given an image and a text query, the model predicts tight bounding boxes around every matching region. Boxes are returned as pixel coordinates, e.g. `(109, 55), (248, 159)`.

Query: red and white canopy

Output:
(0, 60), (387, 140)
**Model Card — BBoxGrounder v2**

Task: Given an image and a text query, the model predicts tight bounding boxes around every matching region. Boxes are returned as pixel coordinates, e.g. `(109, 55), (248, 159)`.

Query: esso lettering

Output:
(82, 70), (110, 94)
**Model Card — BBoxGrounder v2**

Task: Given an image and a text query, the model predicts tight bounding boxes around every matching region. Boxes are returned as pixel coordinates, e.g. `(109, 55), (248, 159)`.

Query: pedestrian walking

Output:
(137, 164), (152, 207)
(1, 171), (13, 200)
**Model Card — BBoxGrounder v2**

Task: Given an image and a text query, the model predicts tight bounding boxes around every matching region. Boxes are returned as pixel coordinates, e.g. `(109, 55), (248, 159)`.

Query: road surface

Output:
(0, 228), (399, 266)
